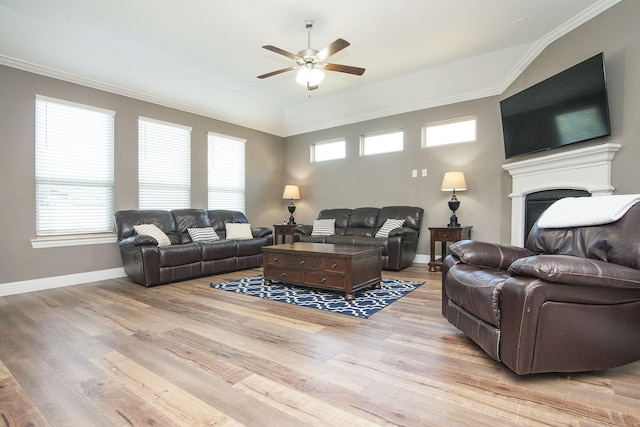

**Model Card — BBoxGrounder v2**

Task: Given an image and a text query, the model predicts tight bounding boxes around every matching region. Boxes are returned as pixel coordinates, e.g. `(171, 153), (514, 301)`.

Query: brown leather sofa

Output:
(114, 209), (273, 287)
(295, 206), (424, 270)
(442, 203), (640, 375)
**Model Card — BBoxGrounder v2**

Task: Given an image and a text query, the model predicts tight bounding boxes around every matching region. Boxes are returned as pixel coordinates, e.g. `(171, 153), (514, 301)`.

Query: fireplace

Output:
(524, 189), (590, 241)
(503, 143), (620, 246)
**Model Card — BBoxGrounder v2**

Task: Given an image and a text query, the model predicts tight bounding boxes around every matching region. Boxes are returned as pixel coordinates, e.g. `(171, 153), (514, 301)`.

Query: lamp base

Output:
(287, 202), (296, 225)
(447, 193), (461, 228)
(447, 214), (460, 228)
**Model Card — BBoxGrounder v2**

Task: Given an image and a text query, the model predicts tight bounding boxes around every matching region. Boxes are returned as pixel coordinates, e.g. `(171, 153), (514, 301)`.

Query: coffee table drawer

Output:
(286, 255), (322, 270)
(303, 272), (346, 289)
(265, 254), (285, 267)
(323, 258), (346, 273)
(265, 266), (302, 283)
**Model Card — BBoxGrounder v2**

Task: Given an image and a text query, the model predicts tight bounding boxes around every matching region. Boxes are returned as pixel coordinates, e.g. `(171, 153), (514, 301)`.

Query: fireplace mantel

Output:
(503, 143), (621, 246)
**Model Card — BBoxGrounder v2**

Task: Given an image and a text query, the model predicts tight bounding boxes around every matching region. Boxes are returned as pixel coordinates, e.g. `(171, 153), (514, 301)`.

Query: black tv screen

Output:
(500, 52), (611, 159)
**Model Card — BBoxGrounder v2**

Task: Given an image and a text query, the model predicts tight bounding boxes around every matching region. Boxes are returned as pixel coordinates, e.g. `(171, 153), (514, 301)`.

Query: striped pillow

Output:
(133, 224), (171, 246)
(188, 227), (220, 242)
(311, 219), (336, 236)
(375, 218), (405, 238)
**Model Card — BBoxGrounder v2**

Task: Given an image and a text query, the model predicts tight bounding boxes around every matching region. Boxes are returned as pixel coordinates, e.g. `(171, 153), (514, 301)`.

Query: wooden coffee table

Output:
(262, 242), (382, 300)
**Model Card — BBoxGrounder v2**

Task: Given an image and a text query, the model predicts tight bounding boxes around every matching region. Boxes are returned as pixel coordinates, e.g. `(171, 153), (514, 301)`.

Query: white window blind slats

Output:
(138, 118), (191, 209)
(35, 98), (114, 236)
(208, 133), (245, 212)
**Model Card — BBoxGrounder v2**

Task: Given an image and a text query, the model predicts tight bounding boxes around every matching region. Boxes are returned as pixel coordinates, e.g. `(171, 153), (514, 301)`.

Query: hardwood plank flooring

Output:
(1, 265), (640, 426)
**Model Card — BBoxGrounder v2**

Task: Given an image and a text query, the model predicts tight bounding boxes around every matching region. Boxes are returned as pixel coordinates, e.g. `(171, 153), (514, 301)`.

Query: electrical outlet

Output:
(422, 168), (428, 177)
(412, 169), (418, 178)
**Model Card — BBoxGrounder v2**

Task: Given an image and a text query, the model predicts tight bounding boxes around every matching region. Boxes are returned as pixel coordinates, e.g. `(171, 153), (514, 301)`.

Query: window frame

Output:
(310, 138), (346, 163)
(32, 95), (116, 248)
(138, 117), (192, 210)
(360, 129), (404, 156)
(422, 115), (477, 148)
(207, 132), (246, 212)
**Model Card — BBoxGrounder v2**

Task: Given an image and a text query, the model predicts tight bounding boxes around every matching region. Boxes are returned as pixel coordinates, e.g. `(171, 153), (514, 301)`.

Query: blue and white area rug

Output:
(210, 275), (423, 318)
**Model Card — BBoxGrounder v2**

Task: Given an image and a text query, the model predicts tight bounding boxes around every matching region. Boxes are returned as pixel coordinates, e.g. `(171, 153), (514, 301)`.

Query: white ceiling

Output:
(0, 0), (619, 136)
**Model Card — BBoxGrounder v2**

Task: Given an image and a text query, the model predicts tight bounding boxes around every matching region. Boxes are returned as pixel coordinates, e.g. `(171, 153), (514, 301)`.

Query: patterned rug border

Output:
(210, 275), (423, 318)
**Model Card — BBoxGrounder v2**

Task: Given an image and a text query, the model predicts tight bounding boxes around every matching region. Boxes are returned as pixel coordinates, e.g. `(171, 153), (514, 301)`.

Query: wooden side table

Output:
(428, 226), (472, 272)
(273, 224), (299, 244)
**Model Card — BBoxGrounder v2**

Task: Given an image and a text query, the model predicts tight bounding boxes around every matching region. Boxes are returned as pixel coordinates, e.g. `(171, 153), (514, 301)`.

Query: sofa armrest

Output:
(118, 235), (161, 246)
(509, 255), (640, 289)
(449, 240), (535, 270)
(295, 225), (313, 236)
(251, 226), (273, 238)
(388, 227), (418, 239)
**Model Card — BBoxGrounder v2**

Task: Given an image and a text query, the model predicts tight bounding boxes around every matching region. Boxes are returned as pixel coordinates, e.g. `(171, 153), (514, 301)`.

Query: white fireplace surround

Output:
(503, 142), (621, 246)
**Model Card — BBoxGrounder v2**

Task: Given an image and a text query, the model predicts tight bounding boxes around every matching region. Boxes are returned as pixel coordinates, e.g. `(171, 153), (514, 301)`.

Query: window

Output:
(208, 132), (245, 212)
(35, 96), (115, 237)
(138, 118), (191, 209)
(361, 130), (403, 156)
(311, 139), (346, 162)
(423, 116), (477, 147)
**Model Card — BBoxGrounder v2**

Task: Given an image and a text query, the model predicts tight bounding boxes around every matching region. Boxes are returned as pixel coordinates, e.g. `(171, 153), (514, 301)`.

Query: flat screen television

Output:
(500, 52), (611, 159)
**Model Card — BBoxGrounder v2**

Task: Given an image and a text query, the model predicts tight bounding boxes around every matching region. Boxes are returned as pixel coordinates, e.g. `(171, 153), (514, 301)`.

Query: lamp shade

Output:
(282, 185), (300, 200)
(441, 172), (467, 191)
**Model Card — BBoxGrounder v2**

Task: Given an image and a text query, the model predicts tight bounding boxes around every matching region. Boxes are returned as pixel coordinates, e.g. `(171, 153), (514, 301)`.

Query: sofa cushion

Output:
(375, 218), (405, 238)
(201, 239), (237, 261)
(377, 206), (423, 232)
(114, 209), (176, 240)
(188, 227), (220, 242)
(208, 210), (249, 234)
(171, 209), (211, 233)
(345, 207), (379, 236)
(311, 219), (335, 236)
(226, 223), (253, 240)
(317, 209), (351, 235)
(237, 237), (269, 256)
(157, 243), (201, 267)
(134, 224), (171, 246)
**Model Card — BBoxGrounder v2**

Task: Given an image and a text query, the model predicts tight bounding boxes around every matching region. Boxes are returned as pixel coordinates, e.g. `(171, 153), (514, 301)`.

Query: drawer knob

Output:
(331, 263), (338, 269)
(320, 277), (327, 283)
(281, 272), (287, 277)
(273, 256), (278, 261)
(299, 260), (305, 265)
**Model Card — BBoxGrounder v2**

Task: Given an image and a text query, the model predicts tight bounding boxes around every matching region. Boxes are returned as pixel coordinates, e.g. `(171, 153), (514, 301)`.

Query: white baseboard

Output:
(0, 267), (127, 297)
(413, 254), (429, 264)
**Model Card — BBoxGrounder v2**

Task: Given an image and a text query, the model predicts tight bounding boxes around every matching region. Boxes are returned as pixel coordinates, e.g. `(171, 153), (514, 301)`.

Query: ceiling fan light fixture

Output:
(296, 66), (325, 87)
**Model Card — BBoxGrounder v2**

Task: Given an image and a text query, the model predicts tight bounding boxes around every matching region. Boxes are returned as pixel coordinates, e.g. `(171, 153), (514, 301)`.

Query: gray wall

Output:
(0, 66), (284, 284)
(283, 96), (505, 257)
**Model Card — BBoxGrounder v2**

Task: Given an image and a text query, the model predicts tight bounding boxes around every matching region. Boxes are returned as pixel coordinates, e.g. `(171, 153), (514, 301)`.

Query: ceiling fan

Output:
(257, 20), (365, 92)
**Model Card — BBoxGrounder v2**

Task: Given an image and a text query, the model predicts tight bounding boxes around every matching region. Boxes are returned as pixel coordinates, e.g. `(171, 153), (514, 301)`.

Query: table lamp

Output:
(441, 172), (467, 228)
(282, 185), (300, 224)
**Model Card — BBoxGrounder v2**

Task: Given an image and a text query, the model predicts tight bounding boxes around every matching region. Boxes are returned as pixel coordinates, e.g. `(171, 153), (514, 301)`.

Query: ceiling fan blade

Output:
(257, 66), (297, 79)
(324, 63), (366, 76)
(316, 38), (350, 61)
(262, 45), (300, 61)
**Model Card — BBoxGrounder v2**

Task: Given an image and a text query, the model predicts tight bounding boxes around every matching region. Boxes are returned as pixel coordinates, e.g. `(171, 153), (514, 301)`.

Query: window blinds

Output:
(35, 96), (115, 236)
(138, 118), (192, 209)
(207, 133), (245, 212)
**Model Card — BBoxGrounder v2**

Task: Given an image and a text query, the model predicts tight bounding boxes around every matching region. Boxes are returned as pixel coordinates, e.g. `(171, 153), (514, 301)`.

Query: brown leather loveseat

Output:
(115, 209), (273, 287)
(442, 197), (640, 375)
(295, 206), (424, 270)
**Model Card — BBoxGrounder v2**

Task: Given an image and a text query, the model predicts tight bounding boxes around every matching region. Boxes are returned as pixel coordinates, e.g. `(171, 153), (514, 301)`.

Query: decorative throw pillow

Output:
(225, 223), (253, 240)
(375, 218), (405, 238)
(311, 218), (336, 236)
(187, 227), (220, 242)
(133, 224), (171, 246)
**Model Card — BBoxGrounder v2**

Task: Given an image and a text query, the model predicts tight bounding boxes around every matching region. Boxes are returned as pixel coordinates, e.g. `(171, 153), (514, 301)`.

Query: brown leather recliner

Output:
(442, 202), (640, 375)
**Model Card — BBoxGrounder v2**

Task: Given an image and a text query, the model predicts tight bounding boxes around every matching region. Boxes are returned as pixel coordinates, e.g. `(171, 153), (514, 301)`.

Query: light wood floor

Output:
(1, 265), (640, 426)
